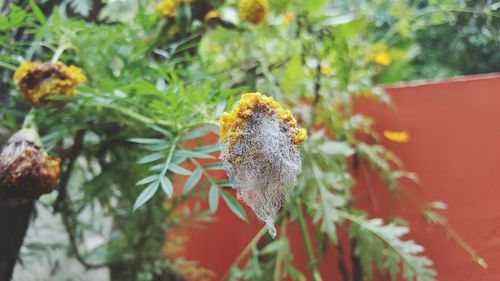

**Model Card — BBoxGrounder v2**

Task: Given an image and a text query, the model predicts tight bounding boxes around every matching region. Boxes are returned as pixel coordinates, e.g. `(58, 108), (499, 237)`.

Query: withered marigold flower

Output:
(239, 0), (268, 25)
(0, 129), (61, 199)
(219, 93), (306, 237)
(13, 61), (86, 106)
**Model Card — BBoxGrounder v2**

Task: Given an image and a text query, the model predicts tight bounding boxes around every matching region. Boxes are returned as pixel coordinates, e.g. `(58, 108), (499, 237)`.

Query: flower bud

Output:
(0, 129), (61, 199)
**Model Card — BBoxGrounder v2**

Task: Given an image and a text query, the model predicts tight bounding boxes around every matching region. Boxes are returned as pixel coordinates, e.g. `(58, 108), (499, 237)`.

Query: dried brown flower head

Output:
(0, 129), (60, 199)
(13, 61), (86, 106)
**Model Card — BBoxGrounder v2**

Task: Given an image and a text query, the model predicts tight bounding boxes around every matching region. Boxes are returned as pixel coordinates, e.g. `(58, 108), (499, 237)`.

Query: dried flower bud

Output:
(220, 93), (307, 237)
(0, 129), (61, 199)
(239, 0), (268, 25)
(13, 61), (86, 106)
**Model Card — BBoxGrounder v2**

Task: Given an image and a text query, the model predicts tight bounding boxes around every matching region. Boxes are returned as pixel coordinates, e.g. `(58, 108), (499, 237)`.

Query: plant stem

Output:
(296, 201), (323, 281)
(51, 44), (67, 63)
(220, 226), (267, 281)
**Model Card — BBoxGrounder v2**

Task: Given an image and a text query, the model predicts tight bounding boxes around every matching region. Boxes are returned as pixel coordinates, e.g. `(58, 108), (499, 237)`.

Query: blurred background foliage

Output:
(0, 0), (497, 280)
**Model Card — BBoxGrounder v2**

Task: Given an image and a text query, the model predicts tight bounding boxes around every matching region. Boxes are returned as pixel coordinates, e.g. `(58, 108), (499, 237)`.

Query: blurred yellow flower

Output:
(156, 0), (176, 18)
(383, 130), (409, 143)
(13, 61), (86, 106)
(372, 52), (392, 66)
(283, 13), (293, 25)
(320, 66), (334, 75)
(210, 45), (222, 54)
(239, 0), (268, 25)
(204, 10), (221, 23)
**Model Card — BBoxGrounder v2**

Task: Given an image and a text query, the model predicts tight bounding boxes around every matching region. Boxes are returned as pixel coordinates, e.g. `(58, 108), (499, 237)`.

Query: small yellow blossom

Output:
(383, 130), (409, 143)
(283, 13), (293, 25)
(320, 66), (334, 75)
(13, 61), (86, 106)
(372, 52), (392, 66)
(156, 0), (192, 18)
(204, 10), (221, 23)
(156, 0), (176, 18)
(239, 0), (268, 25)
(220, 92), (306, 144)
(210, 45), (222, 54)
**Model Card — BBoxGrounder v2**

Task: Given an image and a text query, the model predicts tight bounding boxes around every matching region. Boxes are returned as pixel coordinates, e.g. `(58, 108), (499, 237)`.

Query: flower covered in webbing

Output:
(0, 129), (60, 199)
(219, 93), (307, 237)
(239, 0), (268, 25)
(13, 61), (86, 106)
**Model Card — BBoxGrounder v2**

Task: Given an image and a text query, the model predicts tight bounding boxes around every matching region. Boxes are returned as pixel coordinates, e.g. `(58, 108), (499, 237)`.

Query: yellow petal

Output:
(383, 130), (409, 143)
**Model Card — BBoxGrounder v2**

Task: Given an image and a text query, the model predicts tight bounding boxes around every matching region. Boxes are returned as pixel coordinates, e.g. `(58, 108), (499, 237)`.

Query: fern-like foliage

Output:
(342, 211), (437, 281)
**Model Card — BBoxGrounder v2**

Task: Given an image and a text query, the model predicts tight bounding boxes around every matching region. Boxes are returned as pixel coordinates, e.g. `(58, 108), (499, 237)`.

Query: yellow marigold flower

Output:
(0, 129), (61, 199)
(383, 130), (409, 143)
(239, 0), (268, 25)
(156, 0), (176, 18)
(219, 92), (306, 237)
(204, 10), (220, 23)
(282, 13), (293, 25)
(372, 52), (392, 66)
(13, 61), (87, 106)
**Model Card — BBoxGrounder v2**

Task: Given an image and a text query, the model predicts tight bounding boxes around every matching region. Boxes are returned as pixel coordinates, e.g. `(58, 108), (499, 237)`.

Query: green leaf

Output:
(204, 163), (225, 170)
(169, 163), (192, 175)
(128, 138), (170, 145)
(183, 167), (202, 193)
(260, 239), (284, 254)
(208, 184), (219, 213)
(194, 143), (220, 154)
(303, 0), (327, 13)
(137, 152), (165, 164)
(133, 181), (160, 211)
(221, 190), (248, 222)
(136, 175), (159, 186)
(30, 1), (47, 25)
(217, 180), (234, 188)
(160, 176), (173, 197)
(318, 141), (355, 156)
(68, 0), (92, 17)
(174, 149), (214, 159)
(181, 125), (218, 141)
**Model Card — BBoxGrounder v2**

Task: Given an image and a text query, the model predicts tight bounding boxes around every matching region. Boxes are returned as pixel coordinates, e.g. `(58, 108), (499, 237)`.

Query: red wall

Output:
(173, 73), (500, 281)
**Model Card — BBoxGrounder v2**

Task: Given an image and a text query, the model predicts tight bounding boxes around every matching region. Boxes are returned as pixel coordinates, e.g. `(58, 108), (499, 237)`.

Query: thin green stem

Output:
(21, 108), (37, 130)
(51, 44), (68, 63)
(160, 136), (180, 177)
(296, 200), (323, 281)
